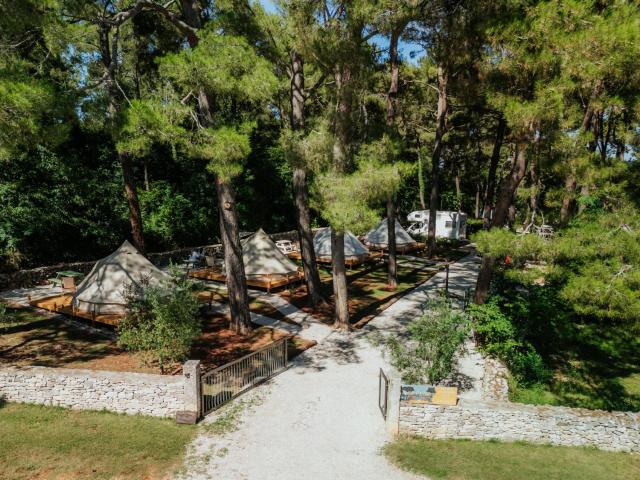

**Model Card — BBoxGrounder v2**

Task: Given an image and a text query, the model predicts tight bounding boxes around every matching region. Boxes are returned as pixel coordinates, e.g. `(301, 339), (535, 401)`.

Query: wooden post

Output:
(445, 263), (450, 296)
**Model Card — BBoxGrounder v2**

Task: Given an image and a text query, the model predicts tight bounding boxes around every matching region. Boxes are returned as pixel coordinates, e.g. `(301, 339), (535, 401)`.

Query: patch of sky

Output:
(257, 0), (425, 64)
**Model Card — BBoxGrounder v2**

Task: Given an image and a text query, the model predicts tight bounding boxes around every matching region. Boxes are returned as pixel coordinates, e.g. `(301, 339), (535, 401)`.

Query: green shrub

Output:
(118, 269), (202, 373)
(469, 298), (519, 358)
(510, 348), (550, 385)
(386, 298), (471, 384)
(470, 296), (551, 385)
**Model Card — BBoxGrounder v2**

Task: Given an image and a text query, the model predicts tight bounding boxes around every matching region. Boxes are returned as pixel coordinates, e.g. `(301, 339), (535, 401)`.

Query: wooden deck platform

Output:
(29, 294), (122, 326)
(188, 268), (305, 293)
(366, 242), (426, 254)
(287, 250), (384, 268)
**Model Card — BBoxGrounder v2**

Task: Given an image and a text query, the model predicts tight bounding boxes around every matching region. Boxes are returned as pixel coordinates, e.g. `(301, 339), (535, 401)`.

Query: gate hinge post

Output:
(181, 360), (202, 422)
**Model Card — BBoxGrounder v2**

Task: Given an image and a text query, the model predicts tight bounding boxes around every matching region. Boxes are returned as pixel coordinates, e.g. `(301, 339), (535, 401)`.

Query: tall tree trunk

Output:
(182, 0), (251, 334)
(559, 175), (576, 225)
(616, 139), (625, 162)
(475, 141), (529, 304)
(454, 172), (461, 209)
(99, 23), (146, 255)
(332, 65), (351, 170)
(527, 156), (538, 227)
(475, 184), (481, 218)
(120, 153), (146, 254)
(483, 117), (506, 229)
(293, 168), (323, 306)
(386, 197), (398, 289)
(385, 28), (401, 289)
(561, 81), (602, 224)
(418, 150), (426, 210)
(577, 184), (590, 214)
(216, 178), (251, 335)
(290, 50), (323, 307)
(143, 158), (150, 191)
(330, 64), (352, 329)
(427, 64), (448, 256)
(331, 229), (349, 330)
(386, 29), (400, 127)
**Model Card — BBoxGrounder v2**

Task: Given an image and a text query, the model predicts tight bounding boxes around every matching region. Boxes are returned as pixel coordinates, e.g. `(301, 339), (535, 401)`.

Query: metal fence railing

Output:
(201, 337), (288, 416)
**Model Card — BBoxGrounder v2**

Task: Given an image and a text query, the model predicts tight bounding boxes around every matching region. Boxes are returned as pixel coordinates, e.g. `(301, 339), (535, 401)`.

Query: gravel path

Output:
(177, 249), (482, 480)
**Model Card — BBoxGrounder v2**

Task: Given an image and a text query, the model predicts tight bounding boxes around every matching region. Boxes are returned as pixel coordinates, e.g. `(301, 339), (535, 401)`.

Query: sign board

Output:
(401, 384), (458, 406)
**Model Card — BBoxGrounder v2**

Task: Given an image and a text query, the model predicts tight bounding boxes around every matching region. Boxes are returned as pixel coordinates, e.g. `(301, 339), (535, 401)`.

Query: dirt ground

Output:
(282, 242), (469, 327)
(0, 307), (313, 375)
(284, 262), (439, 327)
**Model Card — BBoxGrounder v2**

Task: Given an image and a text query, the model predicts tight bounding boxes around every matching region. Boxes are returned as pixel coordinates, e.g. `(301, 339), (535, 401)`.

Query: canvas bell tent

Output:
(364, 218), (422, 253)
(73, 240), (169, 315)
(241, 229), (301, 279)
(312, 228), (381, 267)
(190, 229), (303, 292)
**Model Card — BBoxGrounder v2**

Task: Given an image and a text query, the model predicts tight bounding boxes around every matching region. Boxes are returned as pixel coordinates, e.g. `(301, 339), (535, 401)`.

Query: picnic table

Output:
(47, 270), (84, 288)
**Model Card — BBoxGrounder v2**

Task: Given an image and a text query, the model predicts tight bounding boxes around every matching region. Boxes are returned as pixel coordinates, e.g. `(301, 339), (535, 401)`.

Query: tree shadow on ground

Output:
(442, 371), (476, 392)
(540, 322), (640, 411)
(0, 317), (138, 371)
(291, 335), (363, 373)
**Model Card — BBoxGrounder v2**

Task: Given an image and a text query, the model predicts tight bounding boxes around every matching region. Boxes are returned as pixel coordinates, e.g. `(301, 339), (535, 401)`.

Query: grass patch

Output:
(384, 437), (640, 480)
(0, 402), (196, 480)
(0, 307), (51, 329)
(509, 324), (640, 411)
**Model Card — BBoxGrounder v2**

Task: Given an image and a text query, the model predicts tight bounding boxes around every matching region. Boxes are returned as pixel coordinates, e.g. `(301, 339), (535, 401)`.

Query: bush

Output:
(469, 298), (519, 358)
(386, 298), (471, 384)
(118, 269), (202, 373)
(470, 296), (551, 385)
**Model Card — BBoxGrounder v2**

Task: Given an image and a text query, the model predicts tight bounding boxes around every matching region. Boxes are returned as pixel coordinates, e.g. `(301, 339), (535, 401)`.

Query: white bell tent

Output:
(364, 218), (418, 250)
(241, 229), (300, 278)
(73, 240), (169, 315)
(313, 227), (369, 261)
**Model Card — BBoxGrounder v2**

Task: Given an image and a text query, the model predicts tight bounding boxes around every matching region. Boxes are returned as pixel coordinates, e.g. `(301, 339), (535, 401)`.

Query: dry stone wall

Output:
(0, 365), (186, 418)
(399, 399), (640, 453)
(482, 357), (509, 401)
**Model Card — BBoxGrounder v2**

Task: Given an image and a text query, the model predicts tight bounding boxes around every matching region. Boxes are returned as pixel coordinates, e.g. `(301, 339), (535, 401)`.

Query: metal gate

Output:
(378, 368), (389, 419)
(201, 337), (288, 416)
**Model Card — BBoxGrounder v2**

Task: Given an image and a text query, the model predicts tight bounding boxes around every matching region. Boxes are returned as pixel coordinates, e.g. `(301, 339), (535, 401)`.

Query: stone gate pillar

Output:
(177, 360), (201, 423)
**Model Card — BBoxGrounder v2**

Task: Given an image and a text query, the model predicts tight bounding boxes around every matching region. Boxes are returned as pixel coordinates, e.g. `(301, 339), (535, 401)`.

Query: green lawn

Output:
(385, 438), (640, 480)
(0, 402), (196, 480)
(509, 323), (640, 412)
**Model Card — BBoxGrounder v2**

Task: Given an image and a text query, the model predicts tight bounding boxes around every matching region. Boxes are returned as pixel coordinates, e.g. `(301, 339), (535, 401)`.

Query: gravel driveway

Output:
(177, 250), (481, 480)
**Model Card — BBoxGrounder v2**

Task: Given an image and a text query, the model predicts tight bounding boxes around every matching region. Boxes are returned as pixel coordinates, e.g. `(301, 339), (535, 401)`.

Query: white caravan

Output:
(406, 210), (468, 240)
